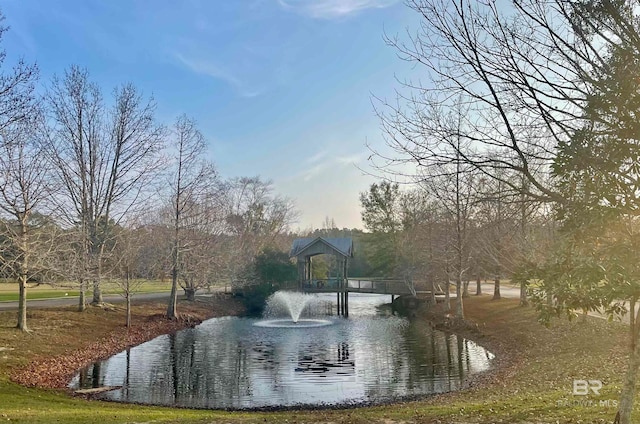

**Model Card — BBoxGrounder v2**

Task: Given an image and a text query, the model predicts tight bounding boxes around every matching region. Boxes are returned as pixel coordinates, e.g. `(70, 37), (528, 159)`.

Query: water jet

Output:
(263, 290), (318, 322)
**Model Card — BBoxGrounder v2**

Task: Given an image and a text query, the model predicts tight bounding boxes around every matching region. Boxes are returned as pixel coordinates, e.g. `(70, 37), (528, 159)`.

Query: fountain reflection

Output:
(254, 318), (333, 328)
(294, 341), (355, 377)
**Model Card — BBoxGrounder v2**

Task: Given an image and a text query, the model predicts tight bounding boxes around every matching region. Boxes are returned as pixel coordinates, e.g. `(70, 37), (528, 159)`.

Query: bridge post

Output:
(297, 258), (305, 290)
(337, 291), (341, 316)
(345, 290), (349, 317)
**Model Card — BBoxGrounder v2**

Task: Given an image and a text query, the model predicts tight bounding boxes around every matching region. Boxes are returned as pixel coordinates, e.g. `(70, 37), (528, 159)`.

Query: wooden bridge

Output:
(278, 278), (415, 318)
(289, 237), (416, 317)
(300, 278), (414, 296)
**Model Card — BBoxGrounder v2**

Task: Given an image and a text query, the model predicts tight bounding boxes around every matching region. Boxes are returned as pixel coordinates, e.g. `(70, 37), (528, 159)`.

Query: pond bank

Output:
(8, 296), (245, 390)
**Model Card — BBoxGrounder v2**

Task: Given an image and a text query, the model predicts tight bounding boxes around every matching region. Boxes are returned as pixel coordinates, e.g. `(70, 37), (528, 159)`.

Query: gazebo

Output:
(289, 237), (353, 316)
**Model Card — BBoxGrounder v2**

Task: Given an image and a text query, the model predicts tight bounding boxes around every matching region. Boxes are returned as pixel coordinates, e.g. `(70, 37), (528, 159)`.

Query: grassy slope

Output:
(0, 296), (634, 423)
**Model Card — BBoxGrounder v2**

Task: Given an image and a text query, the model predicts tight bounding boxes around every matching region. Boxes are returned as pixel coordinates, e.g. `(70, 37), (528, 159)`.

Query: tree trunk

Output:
(91, 248), (104, 305)
(443, 281), (451, 313)
(92, 278), (102, 305)
(455, 278), (464, 319)
(78, 279), (86, 312)
(126, 293), (131, 328)
(429, 279), (436, 305)
(125, 270), (131, 328)
(462, 279), (469, 298)
(17, 275), (28, 331)
(91, 362), (101, 389)
(17, 219), (29, 331)
(520, 280), (528, 306)
(167, 193), (180, 319)
(617, 300), (640, 424)
(166, 262), (178, 319)
(476, 275), (482, 296)
(184, 287), (196, 302)
(493, 275), (501, 300)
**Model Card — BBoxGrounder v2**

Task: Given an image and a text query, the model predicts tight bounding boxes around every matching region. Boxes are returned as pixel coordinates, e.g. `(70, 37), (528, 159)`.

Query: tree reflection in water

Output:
(71, 295), (494, 409)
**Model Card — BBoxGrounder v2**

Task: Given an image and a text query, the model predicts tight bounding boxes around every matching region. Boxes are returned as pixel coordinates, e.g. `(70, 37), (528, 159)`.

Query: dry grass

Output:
(0, 295), (635, 423)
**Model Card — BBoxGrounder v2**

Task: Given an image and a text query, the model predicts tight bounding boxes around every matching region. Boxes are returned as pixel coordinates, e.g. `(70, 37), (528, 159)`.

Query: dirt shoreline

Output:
(10, 297), (245, 390)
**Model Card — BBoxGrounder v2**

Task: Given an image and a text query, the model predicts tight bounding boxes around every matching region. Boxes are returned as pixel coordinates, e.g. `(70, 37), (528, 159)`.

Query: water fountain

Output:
(254, 290), (333, 328)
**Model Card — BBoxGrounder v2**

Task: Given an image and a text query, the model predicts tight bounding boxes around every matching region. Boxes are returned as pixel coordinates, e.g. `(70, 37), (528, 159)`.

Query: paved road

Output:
(478, 281), (636, 324)
(0, 291), (173, 311)
(478, 282), (521, 298)
(433, 282), (521, 299)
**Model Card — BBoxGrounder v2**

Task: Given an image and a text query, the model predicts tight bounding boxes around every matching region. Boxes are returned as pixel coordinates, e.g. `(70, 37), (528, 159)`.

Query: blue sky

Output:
(1, 0), (420, 230)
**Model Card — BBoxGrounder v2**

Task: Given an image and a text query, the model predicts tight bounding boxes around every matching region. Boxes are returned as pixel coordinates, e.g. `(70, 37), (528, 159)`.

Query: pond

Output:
(69, 293), (494, 409)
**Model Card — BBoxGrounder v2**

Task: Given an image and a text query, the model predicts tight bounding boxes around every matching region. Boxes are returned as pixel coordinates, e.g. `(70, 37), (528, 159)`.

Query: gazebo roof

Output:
(290, 237), (353, 258)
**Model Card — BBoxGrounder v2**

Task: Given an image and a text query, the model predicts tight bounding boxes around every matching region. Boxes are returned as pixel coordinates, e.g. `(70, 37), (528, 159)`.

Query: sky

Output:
(1, 0), (421, 231)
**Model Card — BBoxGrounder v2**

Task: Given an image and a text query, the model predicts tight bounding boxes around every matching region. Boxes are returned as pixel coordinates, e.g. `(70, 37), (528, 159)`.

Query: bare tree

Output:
(0, 118), (56, 331)
(127, 221), (171, 281)
(225, 177), (297, 289)
(475, 178), (511, 300)
(0, 14), (38, 133)
(0, 12), (41, 331)
(107, 225), (143, 328)
(178, 185), (227, 301)
(164, 115), (218, 319)
(421, 171), (475, 317)
(372, 2), (640, 420)
(372, 0), (581, 204)
(45, 66), (164, 309)
(399, 190), (439, 303)
(411, 102), (477, 319)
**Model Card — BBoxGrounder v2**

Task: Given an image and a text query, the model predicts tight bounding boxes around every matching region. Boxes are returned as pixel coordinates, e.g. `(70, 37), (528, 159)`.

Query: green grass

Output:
(0, 295), (637, 423)
(0, 280), (177, 302)
(0, 377), (233, 424)
(0, 290), (81, 302)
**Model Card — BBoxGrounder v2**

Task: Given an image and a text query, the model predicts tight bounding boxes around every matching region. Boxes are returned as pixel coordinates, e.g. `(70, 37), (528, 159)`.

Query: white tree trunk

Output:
(17, 277), (27, 331)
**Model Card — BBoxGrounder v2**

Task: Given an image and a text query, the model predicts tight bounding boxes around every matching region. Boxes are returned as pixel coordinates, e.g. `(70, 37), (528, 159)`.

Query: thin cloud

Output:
(336, 153), (363, 165)
(277, 0), (398, 19)
(299, 151), (363, 182)
(306, 150), (328, 164)
(302, 162), (330, 182)
(174, 52), (265, 98)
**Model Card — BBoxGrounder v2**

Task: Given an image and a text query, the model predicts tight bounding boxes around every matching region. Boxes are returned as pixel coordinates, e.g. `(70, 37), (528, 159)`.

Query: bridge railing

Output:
(283, 278), (417, 295)
(346, 279), (414, 295)
(298, 278), (338, 290)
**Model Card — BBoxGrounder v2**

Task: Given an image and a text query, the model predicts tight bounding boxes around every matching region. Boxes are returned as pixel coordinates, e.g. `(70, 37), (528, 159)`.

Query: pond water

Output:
(69, 294), (494, 409)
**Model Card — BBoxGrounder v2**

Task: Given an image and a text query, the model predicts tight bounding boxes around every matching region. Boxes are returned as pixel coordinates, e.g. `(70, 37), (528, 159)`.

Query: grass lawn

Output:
(0, 280), (177, 302)
(0, 295), (635, 423)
